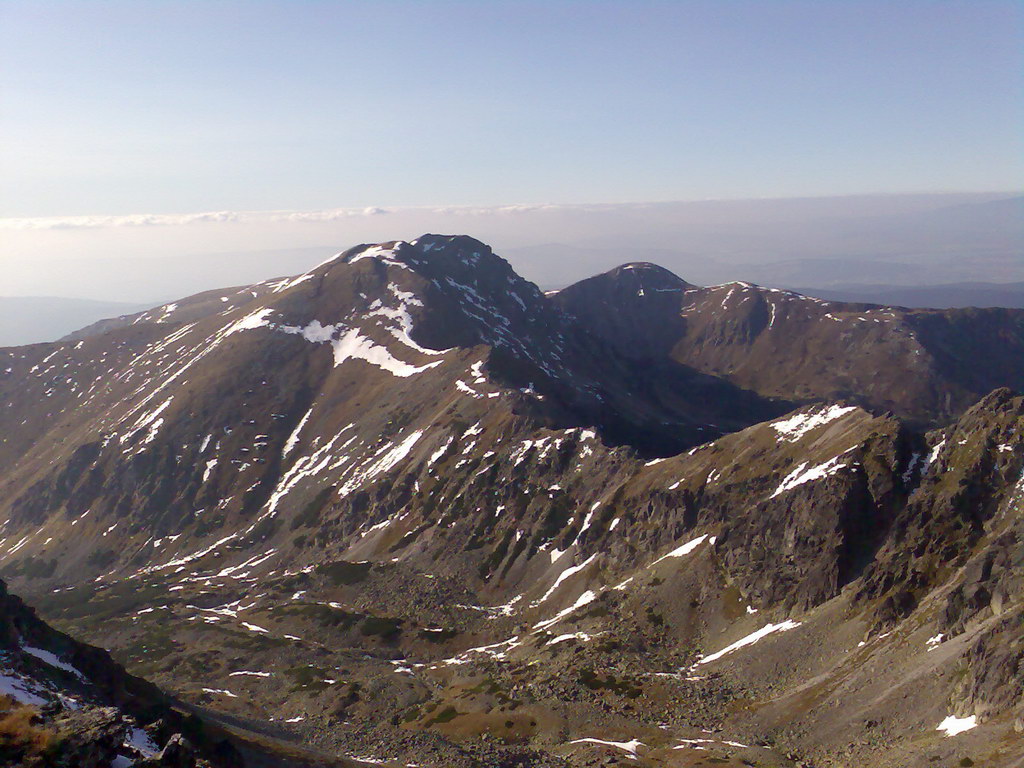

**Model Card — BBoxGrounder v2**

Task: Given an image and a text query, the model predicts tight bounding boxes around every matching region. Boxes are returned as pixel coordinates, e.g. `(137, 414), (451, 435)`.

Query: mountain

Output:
(552, 265), (1024, 426)
(0, 297), (150, 347)
(0, 235), (1021, 767)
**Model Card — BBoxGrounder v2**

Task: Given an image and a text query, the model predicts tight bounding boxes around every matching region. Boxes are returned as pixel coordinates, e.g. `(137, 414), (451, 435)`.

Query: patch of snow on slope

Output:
(674, 736), (750, 749)
(282, 408), (313, 457)
(126, 726), (159, 757)
(440, 636), (522, 665)
(548, 631), (597, 645)
(771, 404), (857, 442)
(275, 271), (316, 293)
(570, 502), (600, 545)
(223, 308), (275, 337)
(695, 620), (802, 665)
(366, 283), (452, 356)
(532, 590), (597, 632)
(538, 553), (598, 604)
(345, 243), (411, 269)
(331, 327), (442, 377)
(569, 738), (643, 755)
(901, 452), (922, 483)
(426, 435), (453, 467)
(263, 427), (354, 516)
(21, 645), (86, 680)
(201, 688), (237, 698)
(289, 319), (337, 343)
(770, 455), (849, 499)
(0, 672), (48, 706)
(926, 438), (947, 466)
(650, 534), (711, 567)
(936, 714), (976, 736)
(120, 396), (173, 445)
(141, 532), (240, 574)
(336, 429), (425, 498)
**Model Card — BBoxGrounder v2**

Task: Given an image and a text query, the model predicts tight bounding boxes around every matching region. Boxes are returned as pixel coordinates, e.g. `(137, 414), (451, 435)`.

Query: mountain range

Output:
(0, 235), (1021, 767)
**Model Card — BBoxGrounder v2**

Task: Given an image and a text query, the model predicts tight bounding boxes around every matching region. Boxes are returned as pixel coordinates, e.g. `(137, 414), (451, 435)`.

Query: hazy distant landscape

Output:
(0, 296), (148, 346)
(3, 192), (1020, 345)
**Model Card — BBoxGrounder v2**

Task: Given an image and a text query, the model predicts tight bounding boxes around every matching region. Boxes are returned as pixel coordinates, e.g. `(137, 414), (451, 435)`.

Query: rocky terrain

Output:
(0, 576), (247, 767)
(0, 235), (1020, 767)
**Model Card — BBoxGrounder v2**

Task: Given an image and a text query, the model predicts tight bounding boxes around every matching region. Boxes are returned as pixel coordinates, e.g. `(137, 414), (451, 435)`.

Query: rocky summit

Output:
(0, 235), (1021, 767)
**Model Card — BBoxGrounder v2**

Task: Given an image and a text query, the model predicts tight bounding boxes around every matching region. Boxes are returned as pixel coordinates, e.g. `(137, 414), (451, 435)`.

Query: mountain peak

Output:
(604, 261), (693, 291)
(334, 234), (501, 273)
(548, 261), (693, 359)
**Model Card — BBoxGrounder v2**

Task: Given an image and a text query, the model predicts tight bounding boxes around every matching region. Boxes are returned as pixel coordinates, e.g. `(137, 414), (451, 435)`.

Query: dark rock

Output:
(48, 707), (125, 768)
(135, 733), (197, 768)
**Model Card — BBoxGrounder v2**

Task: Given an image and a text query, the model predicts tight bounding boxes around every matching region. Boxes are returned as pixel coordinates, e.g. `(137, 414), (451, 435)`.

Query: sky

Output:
(0, 0), (1021, 300)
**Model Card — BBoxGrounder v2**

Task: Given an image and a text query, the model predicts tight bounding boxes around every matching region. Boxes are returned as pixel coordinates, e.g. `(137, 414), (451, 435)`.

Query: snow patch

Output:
(538, 553), (598, 604)
(0, 671), (47, 706)
(695, 620), (802, 665)
(650, 534), (711, 567)
(936, 714), (976, 736)
(569, 738), (643, 755)
(282, 408), (313, 457)
(21, 645), (85, 680)
(331, 327), (442, 377)
(771, 405), (857, 442)
(770, 455), (850, 499)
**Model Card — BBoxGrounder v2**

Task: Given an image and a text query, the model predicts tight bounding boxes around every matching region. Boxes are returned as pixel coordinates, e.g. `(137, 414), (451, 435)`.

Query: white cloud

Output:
(0, 210), (245, 230)
(0, 202), (626, 231)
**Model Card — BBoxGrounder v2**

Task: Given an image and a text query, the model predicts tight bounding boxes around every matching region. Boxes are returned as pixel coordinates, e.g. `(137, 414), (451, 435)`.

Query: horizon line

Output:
(2, 190), (1017, 232)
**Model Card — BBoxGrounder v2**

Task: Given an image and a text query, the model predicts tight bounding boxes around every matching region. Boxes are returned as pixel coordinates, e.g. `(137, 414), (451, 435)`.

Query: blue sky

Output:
(1, 0), (1021, 218)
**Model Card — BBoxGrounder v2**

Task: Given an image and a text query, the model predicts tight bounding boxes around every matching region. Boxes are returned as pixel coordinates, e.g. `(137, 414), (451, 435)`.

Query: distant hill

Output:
(0, 296), (150, 346)
(791, 281), (1024, 309)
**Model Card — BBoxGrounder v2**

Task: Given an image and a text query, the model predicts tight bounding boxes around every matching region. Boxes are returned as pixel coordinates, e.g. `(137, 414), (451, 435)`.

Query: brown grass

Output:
(0, 694), (56, 756)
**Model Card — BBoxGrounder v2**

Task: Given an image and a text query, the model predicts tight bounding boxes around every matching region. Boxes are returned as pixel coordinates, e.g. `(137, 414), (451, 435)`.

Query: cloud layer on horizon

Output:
(2, 192), (1018, 305)
(0, 202), (611, 231)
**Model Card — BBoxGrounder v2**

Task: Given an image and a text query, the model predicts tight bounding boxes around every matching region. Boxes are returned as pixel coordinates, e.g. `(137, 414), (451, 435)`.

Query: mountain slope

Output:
(0, 236), (1021, 767)
(552, 265), (1024, 425)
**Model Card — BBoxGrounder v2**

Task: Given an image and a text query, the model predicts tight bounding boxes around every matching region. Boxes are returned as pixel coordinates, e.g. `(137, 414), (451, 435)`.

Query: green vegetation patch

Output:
(1, 557), (57, 581)
(578, 667), (643, 698)
(315, 560), (371, 586)
(284, 664), (334, 693)
(418, 628), (459, 644)
(273, 603), (361, 630)
(360, 615), (404, 640)
(424, 706), (460, 726)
